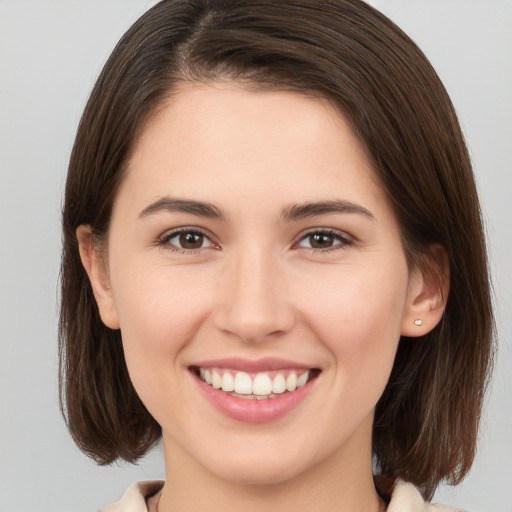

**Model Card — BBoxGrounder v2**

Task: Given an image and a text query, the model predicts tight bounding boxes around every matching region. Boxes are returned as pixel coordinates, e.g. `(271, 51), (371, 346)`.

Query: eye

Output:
(160, 228), (215, 252)
(296, 229), (352, 251)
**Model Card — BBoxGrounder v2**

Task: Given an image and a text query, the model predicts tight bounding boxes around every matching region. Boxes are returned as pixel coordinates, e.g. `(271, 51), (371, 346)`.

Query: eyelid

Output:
(294, 228), (354, 251)
(156, 226), (219, 252)
(155, 226), (353, 254)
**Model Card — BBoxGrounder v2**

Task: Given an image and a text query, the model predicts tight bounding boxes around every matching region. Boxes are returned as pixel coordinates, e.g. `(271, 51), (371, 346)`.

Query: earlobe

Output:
(401, 247), (450, 337)
(76, 225), (120, 330)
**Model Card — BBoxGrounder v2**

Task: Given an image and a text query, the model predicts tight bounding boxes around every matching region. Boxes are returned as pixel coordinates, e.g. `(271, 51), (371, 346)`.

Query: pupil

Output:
(310, 233), (333, 248)
(179, 232), (203, 249)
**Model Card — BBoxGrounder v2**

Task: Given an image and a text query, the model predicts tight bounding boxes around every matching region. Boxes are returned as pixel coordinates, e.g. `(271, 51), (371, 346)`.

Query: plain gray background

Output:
(0, 1), (510, 511)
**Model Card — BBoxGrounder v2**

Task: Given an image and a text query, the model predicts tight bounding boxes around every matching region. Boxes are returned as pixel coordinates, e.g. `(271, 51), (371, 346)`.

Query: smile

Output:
(194, 367), (316, 399)
(190, 358), (321, 423)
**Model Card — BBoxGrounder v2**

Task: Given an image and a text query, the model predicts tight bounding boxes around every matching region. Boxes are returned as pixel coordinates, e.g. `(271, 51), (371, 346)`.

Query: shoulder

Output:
(388, 480), (467, 512)
(100, 481), (164, 512)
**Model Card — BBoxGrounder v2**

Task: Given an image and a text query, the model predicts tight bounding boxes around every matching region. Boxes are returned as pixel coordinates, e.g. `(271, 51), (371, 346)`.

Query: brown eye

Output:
(296, 230), (352, 251)
(165, 230), (213, 251)
(309, 233), (335, 249)
(179, 232), (204, 249)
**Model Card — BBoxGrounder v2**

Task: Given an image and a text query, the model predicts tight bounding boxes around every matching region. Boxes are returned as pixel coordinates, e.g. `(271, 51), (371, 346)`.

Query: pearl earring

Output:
(414, 319), (423, 326)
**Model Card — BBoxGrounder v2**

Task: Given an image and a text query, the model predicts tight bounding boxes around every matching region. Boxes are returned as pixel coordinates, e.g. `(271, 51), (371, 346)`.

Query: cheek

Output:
(303, 261), (408, 330)
(112, 259), (213, 347)
(299, 262), (409, 389)
(109, 262), (217, 405)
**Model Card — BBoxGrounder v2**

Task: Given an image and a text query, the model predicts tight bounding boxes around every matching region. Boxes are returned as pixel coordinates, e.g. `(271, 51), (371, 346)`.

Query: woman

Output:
(59, 1), (494, 510)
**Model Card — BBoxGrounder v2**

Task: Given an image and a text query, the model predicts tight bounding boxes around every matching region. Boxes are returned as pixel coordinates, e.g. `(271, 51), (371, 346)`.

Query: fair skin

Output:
(78, 82), (447, 512)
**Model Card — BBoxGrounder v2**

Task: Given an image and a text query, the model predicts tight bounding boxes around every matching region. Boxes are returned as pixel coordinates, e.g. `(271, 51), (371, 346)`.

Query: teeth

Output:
(252, 373), (273, 395)
(198, 368), (315, 396)
(231, 392), (257, 400)
(221, 372), (235, 392)
(232, 392), (278, 400)
(211, 370), (222, 389)
(234, 371), (253, 394)
(286, 372), (297, 392)
(297, 370), (309, 388)
(272, 374), (287, 394)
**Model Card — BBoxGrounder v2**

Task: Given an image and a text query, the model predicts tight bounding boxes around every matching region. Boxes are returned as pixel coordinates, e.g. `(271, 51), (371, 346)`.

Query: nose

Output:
(213, 248), (295, 344)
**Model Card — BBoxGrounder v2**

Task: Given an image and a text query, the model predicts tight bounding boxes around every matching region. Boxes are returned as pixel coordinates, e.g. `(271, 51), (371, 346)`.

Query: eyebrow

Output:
(139, 197), (226, 220)
(281, 200), (374, 221)
(139, 197), (374, 222)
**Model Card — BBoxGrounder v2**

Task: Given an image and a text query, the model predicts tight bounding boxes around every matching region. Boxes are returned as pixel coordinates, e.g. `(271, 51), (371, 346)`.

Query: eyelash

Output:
(156, 227), (353, 254)
(295, 228), (354, 253)
(156, 227), (217, 254)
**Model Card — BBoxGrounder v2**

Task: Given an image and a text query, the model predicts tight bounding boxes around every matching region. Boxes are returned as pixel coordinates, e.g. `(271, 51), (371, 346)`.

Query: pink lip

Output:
(191, 364), (319, 424)
(192, 357), (313, 372)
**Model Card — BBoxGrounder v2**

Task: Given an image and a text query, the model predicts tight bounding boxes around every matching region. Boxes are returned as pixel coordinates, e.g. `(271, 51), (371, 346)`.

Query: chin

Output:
(215, 463), (305, 487)
(198, 442), (319, 487)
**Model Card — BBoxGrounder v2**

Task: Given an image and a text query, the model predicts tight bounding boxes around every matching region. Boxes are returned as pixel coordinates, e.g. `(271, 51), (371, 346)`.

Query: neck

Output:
(158, 430), (382, 512)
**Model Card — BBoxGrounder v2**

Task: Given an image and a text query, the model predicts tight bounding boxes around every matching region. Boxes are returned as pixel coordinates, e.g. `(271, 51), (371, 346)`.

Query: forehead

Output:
(137, 81), (355, 152)
(111, 80), (401, 251)
(126, 81), (379, 197)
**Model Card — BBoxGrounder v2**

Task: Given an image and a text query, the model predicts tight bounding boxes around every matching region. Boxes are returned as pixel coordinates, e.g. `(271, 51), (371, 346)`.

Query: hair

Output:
(59, 0), (494, 500)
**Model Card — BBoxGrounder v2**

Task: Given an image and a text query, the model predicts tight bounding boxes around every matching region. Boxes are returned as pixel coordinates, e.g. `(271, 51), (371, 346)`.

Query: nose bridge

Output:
(214, 243), (294, 342)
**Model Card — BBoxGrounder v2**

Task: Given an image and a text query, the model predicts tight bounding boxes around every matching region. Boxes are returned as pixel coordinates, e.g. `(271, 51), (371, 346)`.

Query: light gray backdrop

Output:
(0, 1), (510, 511)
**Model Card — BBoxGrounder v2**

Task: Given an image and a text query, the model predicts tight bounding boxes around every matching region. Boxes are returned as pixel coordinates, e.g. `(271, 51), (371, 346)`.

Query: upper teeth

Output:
(199, 368), (311, 396)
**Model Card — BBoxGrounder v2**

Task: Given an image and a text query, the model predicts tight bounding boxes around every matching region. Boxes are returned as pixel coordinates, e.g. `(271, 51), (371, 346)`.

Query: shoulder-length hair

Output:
(59, 0), (494, 499)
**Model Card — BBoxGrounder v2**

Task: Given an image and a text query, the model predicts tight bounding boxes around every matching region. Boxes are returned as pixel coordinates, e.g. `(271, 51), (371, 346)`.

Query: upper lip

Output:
(191, 357), (316, 372)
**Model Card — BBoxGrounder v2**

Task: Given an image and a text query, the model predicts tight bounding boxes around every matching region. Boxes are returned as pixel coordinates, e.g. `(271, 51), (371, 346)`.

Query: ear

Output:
(76, 225), (120, 330)
(401, 246), (450, 337)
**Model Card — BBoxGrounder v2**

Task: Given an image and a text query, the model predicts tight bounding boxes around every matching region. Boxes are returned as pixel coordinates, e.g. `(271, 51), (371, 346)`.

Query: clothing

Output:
(99, 479), (465, 512)
(100, 481), (162, 512)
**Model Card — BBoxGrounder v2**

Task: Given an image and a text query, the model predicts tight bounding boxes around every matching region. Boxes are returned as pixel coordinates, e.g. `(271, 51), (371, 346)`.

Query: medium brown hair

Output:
(59, 0), (494, 499)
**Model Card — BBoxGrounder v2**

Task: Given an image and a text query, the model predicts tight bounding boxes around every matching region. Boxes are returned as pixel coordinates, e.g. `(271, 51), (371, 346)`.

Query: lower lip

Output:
(194, 373), (317, 424)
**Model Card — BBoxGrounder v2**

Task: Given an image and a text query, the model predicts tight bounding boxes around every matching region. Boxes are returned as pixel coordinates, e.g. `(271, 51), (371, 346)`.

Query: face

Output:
(84, 82), (427, 486)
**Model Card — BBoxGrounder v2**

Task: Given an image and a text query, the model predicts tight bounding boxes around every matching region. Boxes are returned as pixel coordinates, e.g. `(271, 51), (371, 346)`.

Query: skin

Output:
(78, 82), (448, 512)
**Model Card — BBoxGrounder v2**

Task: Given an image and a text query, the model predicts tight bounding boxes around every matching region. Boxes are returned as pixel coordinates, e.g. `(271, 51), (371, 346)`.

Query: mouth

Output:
(190, 365), (321, 400)
(189, 358), (322, 423)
